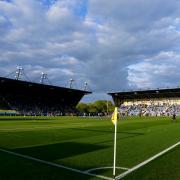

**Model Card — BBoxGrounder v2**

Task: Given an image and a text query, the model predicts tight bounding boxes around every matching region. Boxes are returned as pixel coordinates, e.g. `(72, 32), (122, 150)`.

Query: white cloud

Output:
(128, 51), (180, 89)
(0, 0), (180, 101)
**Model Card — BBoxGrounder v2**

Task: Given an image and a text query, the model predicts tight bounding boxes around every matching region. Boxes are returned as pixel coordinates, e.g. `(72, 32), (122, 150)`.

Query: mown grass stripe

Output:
(115, 141), (180, 179)
(0, 148), (113, 180)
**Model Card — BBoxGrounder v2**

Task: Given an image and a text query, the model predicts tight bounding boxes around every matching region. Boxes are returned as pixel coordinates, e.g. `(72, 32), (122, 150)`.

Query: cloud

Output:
(128, 51), (180, 88)
(0, 0), (180, 102)
(89, 0), (180, 30)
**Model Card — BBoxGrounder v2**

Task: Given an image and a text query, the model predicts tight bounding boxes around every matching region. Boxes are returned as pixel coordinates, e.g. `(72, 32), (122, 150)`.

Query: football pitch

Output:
(0, 116), (179, 180)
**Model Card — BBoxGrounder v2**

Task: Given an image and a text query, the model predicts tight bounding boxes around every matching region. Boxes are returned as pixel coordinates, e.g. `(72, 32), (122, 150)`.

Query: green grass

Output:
(0, 116), (179, 180)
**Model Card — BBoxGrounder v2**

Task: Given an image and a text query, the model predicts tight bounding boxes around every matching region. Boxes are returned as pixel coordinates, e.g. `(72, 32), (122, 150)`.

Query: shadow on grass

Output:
(66, 128), (145, 145)
(93, 134), (144, 145)
(13, 142), (108, 161)
(70, 127), (145, 135)
(0, 150), (97, 180)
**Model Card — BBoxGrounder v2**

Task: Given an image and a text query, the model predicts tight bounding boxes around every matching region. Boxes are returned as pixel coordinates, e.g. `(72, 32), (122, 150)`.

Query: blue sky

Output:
(0, 0), (180, 102)
(42, 0), (88, 18)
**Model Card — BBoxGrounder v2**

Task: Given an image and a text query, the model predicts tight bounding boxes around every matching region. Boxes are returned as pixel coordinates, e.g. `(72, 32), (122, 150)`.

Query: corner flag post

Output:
(112, 107), (118, 178)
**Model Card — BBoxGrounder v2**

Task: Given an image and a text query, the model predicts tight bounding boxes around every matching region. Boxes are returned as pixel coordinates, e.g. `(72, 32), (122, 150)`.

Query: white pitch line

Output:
(115, 141), (180, 180)
(0, 148), (113, 180)
(85, 166), (129, 173)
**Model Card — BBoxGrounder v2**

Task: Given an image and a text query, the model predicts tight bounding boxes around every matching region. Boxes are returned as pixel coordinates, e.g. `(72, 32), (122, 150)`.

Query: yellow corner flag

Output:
(111, 107), (118, 125)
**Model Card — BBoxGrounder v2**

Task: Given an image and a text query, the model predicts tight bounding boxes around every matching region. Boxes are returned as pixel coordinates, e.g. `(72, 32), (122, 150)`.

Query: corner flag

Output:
(112, 107), (118, 178)
(111, 107), (118, 125)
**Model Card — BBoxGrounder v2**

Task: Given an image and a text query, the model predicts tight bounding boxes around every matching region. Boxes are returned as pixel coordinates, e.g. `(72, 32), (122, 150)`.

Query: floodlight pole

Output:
(69, 79), (75, 89)
(113, 118), (117, 178)
(84, 82), (88, 91)
(40, 72), (47, 84)
(15, 66), (23, 80)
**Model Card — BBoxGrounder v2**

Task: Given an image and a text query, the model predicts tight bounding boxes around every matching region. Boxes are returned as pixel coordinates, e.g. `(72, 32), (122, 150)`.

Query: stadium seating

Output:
(119, 103), (180, 116)
(0, 77), (91, 116)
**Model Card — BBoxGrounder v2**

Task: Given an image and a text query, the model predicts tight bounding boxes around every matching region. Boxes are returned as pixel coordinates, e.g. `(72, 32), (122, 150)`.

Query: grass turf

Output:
(0, 116), (179, 180)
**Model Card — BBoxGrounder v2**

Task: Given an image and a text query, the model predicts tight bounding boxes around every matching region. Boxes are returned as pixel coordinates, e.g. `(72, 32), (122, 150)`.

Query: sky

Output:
(0, 0), (180, 102)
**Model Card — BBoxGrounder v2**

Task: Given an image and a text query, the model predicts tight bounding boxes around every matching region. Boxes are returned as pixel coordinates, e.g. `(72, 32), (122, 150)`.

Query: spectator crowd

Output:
(119, 103), (180, 116)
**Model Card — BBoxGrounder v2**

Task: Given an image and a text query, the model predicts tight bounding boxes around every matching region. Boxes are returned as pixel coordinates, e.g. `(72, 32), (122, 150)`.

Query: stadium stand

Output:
(0, 76), (91, 116)
(108, 88), (180, 116)
(119, 103), (180, 116)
